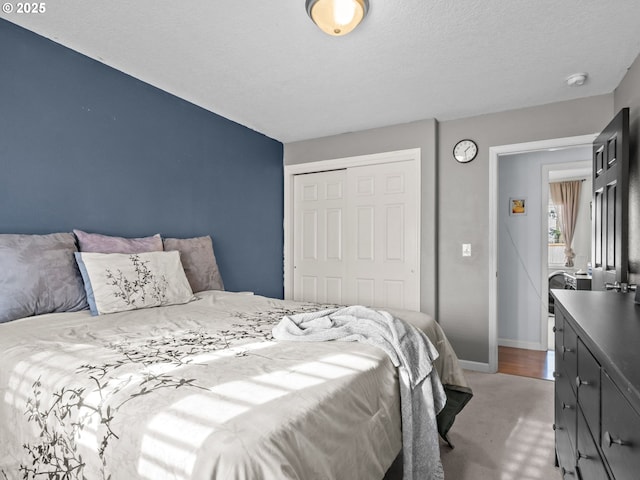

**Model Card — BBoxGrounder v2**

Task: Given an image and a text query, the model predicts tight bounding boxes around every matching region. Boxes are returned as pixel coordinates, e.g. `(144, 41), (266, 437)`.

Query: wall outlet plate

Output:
(462, 243), (471, 257)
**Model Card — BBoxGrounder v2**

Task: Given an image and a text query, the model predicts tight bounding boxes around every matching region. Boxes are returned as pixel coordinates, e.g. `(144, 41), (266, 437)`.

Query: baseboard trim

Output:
(459, 360), (495, 373)
(498, 338), (546, 351)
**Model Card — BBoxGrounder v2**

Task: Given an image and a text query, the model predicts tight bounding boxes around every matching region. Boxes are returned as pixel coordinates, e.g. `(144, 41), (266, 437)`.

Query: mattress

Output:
(0, 291), (469, 479)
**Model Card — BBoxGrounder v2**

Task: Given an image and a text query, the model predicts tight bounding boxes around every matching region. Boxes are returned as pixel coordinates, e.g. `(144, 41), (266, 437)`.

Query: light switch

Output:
(462, 243), (471, 257)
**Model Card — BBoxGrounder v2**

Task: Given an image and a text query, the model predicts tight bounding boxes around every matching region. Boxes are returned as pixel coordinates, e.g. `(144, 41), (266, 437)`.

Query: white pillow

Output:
(75, 251), (194, 315)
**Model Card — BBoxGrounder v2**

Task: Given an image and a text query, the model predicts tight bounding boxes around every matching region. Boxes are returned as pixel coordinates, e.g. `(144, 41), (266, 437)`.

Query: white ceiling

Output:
(3, 1), (640, 143)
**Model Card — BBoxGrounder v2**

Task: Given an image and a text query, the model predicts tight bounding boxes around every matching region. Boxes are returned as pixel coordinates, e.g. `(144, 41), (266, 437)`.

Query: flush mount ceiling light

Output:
(566, 73), (588, 87)
(306, 0), (369, 36)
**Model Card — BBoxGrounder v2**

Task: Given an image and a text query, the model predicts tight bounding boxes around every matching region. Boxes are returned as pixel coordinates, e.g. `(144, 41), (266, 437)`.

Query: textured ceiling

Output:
(3, 1), (640, 143)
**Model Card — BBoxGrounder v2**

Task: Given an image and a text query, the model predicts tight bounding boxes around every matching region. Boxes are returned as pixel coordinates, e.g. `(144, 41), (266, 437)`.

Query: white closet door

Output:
(293, 160), (419, 310)
(346, 160), (419, 310)
(293, 170), (348, 304)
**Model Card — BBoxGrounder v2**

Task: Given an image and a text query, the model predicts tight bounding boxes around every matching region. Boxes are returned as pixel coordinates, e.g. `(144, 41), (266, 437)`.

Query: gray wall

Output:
(437, 95), (613, 363)
(614, 52), (640, 284)
(285, 98), (615, 364)
(284, 119), (439, 318)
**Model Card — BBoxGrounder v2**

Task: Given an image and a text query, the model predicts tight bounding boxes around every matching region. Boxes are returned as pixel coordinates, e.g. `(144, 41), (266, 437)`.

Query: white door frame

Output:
(488, 134), (595, 373)
(284, 148), (421, 302)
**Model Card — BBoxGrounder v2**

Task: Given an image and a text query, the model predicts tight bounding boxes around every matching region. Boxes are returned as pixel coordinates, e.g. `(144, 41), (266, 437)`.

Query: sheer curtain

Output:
(549, 180), (582, 267)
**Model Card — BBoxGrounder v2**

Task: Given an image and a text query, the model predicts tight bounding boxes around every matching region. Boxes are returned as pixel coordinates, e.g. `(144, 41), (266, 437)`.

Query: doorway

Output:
(543, 161), (592, 350)
(488, 134), (596, 373)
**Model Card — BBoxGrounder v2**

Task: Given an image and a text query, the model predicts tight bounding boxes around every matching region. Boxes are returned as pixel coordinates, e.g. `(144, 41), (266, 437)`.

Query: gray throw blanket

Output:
(272, 306), (446, 480)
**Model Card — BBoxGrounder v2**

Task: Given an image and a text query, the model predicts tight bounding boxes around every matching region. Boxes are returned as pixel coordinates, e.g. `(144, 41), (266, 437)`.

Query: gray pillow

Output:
(0, 233), (88, 323)
(163, 236), (224, 292)
(74, 230), (163, 253)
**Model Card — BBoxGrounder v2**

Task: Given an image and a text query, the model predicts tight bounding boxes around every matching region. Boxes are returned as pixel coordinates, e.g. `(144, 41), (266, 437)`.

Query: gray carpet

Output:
(440, 371), (561, 480)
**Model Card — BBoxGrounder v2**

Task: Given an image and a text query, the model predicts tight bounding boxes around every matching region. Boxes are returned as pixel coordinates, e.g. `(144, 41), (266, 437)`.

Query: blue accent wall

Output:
(0, 19), (284, 298)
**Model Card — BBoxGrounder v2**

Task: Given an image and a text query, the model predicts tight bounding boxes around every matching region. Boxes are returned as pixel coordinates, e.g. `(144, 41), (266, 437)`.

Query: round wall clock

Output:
(453, 139), (478, 163)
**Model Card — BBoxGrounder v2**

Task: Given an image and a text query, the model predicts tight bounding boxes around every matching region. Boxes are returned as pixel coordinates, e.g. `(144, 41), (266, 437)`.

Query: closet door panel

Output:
(347, 161), (419, 311)
(293, 170), (347, 305)
(356, 206), (375, 260)
(385, 204), (405, 261)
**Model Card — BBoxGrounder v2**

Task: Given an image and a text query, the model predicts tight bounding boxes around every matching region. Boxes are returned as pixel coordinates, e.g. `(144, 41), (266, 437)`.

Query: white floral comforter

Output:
(0, 291), (468, 480)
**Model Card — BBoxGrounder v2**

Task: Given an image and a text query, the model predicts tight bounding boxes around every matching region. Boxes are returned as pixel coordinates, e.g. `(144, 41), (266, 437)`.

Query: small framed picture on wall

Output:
(509, 197), (527, 216)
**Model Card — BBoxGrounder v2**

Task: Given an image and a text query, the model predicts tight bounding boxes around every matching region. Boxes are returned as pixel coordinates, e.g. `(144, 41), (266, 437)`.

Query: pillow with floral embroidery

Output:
(75, 251), (194, 315)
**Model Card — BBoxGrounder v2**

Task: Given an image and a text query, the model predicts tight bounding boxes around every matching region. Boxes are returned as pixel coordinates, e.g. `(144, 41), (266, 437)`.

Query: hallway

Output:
(498, 346), (555, 381)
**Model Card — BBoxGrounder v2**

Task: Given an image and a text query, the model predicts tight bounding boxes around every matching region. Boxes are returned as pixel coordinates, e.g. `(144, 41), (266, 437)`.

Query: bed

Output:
(0, 232), (471, 480)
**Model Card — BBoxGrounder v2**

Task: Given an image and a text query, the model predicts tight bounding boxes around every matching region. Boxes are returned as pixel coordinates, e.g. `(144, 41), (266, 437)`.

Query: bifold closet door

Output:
(293, 161), (419, 310)
(293, 169), (348, 305)
(346, 161), (419, 311)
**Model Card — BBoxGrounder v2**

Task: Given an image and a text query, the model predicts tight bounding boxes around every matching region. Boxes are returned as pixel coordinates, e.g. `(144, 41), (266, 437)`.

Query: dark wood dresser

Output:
(552, 289), (640, 480)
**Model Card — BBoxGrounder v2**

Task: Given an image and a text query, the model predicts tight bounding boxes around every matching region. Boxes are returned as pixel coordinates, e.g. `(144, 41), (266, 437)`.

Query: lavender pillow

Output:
(0, 233), (88, 323)
(162, 236), (224, 293)
(74, 230), (163, 254)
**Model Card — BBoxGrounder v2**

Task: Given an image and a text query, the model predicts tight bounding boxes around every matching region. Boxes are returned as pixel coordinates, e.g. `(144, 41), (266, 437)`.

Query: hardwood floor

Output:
(498, 346), (555, 381)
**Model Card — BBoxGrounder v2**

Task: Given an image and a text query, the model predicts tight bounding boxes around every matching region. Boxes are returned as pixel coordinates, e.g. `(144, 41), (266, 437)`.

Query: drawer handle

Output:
(561, 466), (575, 476)
(562, 346), (573, 353)
(562, 402), (573, 410)
(604, 431), (627, 448)
(575, 376), (590, 388)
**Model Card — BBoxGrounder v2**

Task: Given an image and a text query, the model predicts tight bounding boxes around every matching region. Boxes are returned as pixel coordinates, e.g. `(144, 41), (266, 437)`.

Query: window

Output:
(548, 203), (562, 244)
(548, 201), (564, 265)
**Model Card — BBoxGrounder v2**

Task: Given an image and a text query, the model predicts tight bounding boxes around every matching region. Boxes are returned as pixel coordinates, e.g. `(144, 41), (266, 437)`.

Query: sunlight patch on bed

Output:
(190, 340), (278, 363)
(136, 351), (380, 478)
(74, 372), (149, 451)
(210, 380), (289, 405)
(139, 341), (279, 378)
(253, 370), (326, 390)
(137, 458), (189, 480)
(238, 352), (378, 392)
(287, 352), (378, 380)
(104, 341), (278, 382)
(4, 348), (93, 408)
(74, 346), (286, 451)
(500, 417), (555, 480)
(137, 430), (202, 480)
(151, 396), (250, 442)
(138, 395), (250, 479)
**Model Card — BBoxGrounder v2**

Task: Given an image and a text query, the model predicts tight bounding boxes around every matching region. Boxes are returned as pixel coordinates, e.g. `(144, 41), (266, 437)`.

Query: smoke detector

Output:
(566, 73), (588, 87)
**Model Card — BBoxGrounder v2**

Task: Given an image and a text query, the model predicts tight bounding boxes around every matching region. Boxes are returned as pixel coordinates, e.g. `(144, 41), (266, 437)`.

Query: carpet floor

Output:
(440, 371), (561, 480)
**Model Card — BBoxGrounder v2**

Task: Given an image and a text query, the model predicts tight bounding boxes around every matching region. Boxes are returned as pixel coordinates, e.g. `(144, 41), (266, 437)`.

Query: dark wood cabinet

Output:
(552, 290), (640, 480)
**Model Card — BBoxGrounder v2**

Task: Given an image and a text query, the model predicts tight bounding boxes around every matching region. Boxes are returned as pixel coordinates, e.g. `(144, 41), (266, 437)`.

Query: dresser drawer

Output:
(554, 311), (565, 367)
(601, 372), (640, 480)
(555, 393), (577, 478)
(556, 373), (577, 452)
(576, 407), (610, 480)
(576, 338), (600, 441)
(560, 321), (578, 394)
